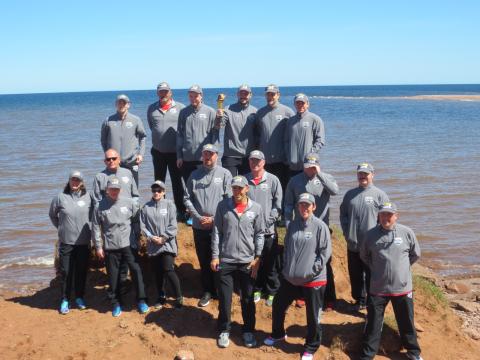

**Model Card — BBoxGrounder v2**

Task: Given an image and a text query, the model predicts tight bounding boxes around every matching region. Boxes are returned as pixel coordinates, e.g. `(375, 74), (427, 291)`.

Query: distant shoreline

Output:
(409, 94), (480, 101)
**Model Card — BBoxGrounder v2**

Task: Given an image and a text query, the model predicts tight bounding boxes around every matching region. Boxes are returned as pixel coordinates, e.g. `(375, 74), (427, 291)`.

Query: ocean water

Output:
(0, 84), (479, 292)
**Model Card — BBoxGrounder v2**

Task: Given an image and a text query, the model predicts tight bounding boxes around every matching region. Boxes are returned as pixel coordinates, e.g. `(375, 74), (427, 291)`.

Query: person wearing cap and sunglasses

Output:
(140, 180), (183, 309)
(285, 152), (339, 309)
(176, 85), (219, 187)
(245, 150), (283, 306)
(359, 202), (422, 360)
(49, 170), (93, 315)
(147, 82), (187, 221)
(183, 143), (232, 307)
(340, 163), (390, 311)
(211, 175), (265, 349)
(101, 94), (147, 186)
(284, 93), (325, 178)
(92, 177), (148, 317)
(254, 84), (294, 198)
(264, 192), (331, 360)
(215, 84), (257, 176)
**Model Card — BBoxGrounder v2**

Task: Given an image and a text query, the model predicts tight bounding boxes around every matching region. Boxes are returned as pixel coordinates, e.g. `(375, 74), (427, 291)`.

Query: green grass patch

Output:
(413, 274), (448, 311)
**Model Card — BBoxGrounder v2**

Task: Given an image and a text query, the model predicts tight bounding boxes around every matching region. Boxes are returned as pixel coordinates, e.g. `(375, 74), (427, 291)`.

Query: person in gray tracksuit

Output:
(284, 93), (325, 177)
(147, 82), (186, 217)
(254, 84), (295, 196)
(284, 152), (339, 309)
(92, 149), (139, 205)
(101, 94), (147, 186)
(92, 177), (148, 317)
(211, 175), (265, 349)
(359, 202), (422, 360)
(176, 85), (219, 186)
(216, 84), (257, 176)
(340, 163), (390, 309)
(245, 150), (282, 305)
(140, 180), (183, 309)
(183, 143), (232, 307)
(264, 193), (331, 359)
(49, 170), (92, 314)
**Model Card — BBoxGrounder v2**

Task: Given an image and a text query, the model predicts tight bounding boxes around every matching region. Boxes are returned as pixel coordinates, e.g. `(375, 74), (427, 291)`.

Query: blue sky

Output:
(1, 1), (479, 94)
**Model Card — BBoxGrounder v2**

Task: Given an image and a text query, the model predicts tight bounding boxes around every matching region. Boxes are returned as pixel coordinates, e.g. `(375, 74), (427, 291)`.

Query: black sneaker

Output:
(198, 292), (212, 307)
(353, 300), (366, 311)
(175, 296), (184, 309)
(154, 296), (167, 309)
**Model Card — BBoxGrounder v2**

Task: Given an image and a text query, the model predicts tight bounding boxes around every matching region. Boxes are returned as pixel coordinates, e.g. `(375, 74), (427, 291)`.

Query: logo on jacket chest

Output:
(170, 108), (177, 114)
(259, 183), (269, 191)
(245, 211), (255, 220)
(213, 177), (222, 184)
(198, 113), (207, 119)
(120, 206), (129, 214)
(304, 231), (313, 240)
(275, 115), (283, 121)
(302, 121), (310, 128)
(159, 208), (168, 216)
(364, 196), (374, 205)
(121, 176), (130, 184)
(125, 122), (133, 129)
(394, 237), (403, 245)
(77, 200), (86, 207)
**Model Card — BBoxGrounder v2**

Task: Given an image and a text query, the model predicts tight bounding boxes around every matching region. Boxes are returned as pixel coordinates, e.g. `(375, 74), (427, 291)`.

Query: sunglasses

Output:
(151, 189), (164, 193)
(105, 157), (118, 162)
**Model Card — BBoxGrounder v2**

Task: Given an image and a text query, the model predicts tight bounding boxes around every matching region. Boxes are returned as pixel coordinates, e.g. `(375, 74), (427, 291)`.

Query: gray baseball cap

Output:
(151, 180), (166, 189)
(265, 84), (279, 93)
(188, 84), (203, 94)
(107, 176), (122, 189)
(69, 170), (84, 181)
(231, 175), (248, 188)
(357, 162), (374, 174)
(157, 82), (171, 91)
(303, 153), (320, 168)
(297, 192), (315, 205)
(116, 94), (130, 103)
(249, 150), (265, 160)
(294, 93), (309, 103)
(238, 84), (252, 93)
(379, 202), (397, 214)
(202, 143), (218, 153)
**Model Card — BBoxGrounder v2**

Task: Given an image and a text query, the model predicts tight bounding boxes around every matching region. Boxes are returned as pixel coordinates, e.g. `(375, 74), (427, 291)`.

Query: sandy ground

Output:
(1, 224), (479, 360)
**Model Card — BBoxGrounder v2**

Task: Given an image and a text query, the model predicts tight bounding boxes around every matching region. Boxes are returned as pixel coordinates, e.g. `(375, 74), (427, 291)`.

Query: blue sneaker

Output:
(75, 297), (86, 310)
(112, 304), (122, 317)
(59, 299), (69, 315)
(138, 300), (149, 314)
(186, 217), (193, 226)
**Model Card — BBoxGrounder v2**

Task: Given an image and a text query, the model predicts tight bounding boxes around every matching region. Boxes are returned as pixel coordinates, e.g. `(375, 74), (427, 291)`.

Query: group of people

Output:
(48, 83), (423, 360)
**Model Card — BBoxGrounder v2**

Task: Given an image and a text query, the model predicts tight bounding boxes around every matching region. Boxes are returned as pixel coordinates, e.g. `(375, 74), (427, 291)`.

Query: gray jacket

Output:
(340, 184), (390, 252)
(245, 171), (282, 235)
(147, 100), (185, 153)
(218, 102), (257, 158)
(176, 103), (219, 161)
(183, 165), (232, 229)
(212, 198), (264, 264)
(92, 167), (139, 205)
(284, 111), (325, 171)
(254, 103), (295, 164)
(282, 215), (332, 286)
(284, 172), (339, 226)
(101, 112), (147, 167)
(360, 223), (421, 295)
(92, 197), (139, 250)
(49, 191), (93, 245)
(140, 198), (178, 256)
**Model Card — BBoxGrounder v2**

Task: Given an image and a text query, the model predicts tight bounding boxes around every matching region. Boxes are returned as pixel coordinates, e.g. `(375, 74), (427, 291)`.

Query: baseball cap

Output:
(156, 82), (171, 91)
(231, 175), (248, 188)
(249, 150), (265, 160)
(107, 176), (122, 189)
(265, 84), (279, 93)
(116, 94), (130, 103)
(303, 153), (320, 168)
(202, 143), (218, 153)
(357, 163), (374, 174)
(151, 180), (166, 189)
(238, 84), (252, 93)
(188, 84), (203, 94)
(379, 202), (397, 214)
(69, 170), (84, 181)
(294, 93), (309, 103)
(297, 192), (315, 205)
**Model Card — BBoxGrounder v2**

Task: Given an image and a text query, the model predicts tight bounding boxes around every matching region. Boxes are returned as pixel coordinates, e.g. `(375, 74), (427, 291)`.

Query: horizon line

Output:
(1, 83), (480, 96)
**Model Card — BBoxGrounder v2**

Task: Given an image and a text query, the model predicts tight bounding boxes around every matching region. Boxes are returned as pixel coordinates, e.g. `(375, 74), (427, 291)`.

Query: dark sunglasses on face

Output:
(105, 157), (118, 162)
(152, 189), (164, 193)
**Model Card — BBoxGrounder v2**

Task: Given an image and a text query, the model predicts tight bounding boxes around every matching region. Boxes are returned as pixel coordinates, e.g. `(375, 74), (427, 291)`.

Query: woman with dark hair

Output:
(49, 170), (93, 314)
(140, 180), (183, 309)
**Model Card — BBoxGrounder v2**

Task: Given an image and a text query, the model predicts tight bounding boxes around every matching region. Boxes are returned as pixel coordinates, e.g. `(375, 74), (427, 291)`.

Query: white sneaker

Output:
(406, 353), (423, 360)
(301, 352), (313, 360)
(217, 331), (230, 348)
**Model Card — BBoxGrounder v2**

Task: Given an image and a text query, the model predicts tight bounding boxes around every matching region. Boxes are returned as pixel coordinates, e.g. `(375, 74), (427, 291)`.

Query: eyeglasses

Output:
(105, 157), (118, 162)
(151, 189), (164, 193)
